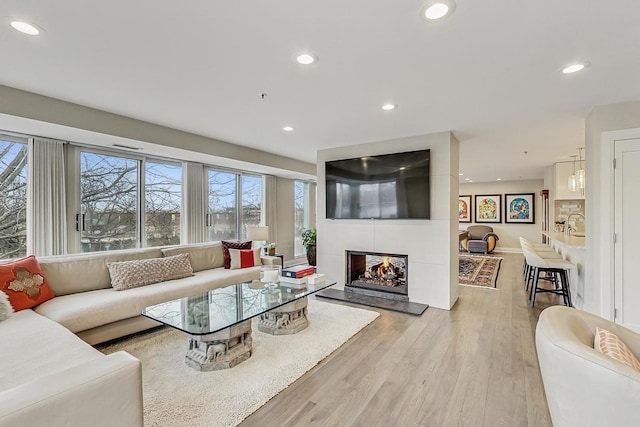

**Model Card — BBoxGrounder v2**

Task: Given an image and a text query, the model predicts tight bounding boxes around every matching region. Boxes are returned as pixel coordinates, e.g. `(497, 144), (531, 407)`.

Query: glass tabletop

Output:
(142, 279), (336, 335)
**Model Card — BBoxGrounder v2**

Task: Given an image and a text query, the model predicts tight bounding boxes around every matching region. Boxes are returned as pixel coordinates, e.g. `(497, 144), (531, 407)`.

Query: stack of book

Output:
(279, 265), (315, 286)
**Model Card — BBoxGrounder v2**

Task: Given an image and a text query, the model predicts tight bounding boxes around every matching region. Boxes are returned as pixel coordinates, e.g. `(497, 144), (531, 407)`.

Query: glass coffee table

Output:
(142, 278), (335, 371)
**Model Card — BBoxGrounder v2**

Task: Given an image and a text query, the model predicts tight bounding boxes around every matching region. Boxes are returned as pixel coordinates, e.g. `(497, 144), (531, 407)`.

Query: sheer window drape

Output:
(183, 162), (205, 243)
(264, 175), (277, 244)
(27, 137), (67, 256)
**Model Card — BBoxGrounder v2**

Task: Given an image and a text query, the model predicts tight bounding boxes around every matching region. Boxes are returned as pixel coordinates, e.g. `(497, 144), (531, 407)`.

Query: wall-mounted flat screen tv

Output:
(325, 149), (430, 219)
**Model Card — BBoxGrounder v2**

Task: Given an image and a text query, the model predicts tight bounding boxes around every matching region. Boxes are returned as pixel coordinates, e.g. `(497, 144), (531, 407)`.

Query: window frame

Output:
(206, 166), (265, 242)
(68, 144), (184, 253)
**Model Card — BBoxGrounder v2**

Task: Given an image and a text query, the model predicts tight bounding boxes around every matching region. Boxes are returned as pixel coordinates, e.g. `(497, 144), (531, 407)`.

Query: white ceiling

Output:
(1, 0), (639, 182)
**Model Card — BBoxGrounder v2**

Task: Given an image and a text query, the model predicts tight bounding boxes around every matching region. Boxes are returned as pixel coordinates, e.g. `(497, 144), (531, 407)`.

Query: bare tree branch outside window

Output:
(80, 152), (138, 252)
(145, 161), (181, 247)
(0, 141), (27, 259)
(241, 175), (262, 240)
(207, 171), (262, 242)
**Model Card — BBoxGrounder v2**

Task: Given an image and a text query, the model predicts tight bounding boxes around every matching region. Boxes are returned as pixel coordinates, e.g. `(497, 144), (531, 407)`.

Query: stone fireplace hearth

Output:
(346, 250), (408, 299)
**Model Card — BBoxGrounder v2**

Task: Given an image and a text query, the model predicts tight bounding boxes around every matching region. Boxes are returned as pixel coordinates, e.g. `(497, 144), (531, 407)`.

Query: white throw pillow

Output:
(229, 248), (262, 270)
(0, 290), (14, 321)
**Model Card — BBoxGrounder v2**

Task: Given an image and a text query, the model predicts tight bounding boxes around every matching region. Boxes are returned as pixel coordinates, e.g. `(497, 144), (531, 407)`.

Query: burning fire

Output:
(377, 256), (394, 278)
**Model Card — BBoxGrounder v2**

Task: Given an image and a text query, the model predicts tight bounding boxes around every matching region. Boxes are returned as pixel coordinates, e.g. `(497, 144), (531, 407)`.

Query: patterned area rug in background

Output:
(459, 254), (503, 288)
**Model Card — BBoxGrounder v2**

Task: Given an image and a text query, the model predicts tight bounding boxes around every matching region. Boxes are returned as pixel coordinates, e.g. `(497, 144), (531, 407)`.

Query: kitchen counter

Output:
(541, 232), (586, 249)
(541, 231), (586, 309)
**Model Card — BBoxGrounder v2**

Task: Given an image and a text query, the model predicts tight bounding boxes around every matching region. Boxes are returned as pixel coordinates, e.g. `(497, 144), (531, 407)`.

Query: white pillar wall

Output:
(316, 132), (460, 310)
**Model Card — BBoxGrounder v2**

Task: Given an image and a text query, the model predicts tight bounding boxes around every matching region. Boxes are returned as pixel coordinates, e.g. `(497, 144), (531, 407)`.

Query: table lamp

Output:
(247, 226), (270, 254)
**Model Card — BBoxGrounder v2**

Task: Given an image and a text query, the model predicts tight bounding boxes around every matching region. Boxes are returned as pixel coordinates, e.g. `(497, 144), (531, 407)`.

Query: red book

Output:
(281, 265), (315, 278)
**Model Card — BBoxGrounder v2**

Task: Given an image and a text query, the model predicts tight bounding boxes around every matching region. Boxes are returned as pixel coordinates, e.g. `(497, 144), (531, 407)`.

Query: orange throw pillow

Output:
(0, 255), (55, 311)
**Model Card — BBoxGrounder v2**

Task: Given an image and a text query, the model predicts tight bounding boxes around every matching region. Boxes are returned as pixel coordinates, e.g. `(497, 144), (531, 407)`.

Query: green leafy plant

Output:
(301, 227), (316, 249)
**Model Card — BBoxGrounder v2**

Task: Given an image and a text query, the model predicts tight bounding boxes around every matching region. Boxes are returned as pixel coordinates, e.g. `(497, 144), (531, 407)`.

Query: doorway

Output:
(614, 138), (640, 332)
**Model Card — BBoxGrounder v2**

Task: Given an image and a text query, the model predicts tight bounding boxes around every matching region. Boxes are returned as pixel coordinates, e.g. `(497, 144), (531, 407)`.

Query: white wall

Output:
(586, 100), (640, 316)
(316, 132), (459, 310)
(459, 180), (544, 252)
(0, 85), (316, 178)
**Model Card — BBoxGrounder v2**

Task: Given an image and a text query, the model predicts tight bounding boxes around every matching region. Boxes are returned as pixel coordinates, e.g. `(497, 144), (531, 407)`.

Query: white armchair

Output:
(536, 306), (640, 427)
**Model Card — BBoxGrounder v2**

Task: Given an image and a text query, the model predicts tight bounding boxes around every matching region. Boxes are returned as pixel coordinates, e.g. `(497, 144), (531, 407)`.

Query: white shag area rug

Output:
(101, 299), (379, 427)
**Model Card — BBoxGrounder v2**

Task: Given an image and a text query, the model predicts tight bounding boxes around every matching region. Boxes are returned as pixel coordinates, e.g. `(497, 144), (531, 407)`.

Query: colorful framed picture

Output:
(475, 194), (502, 223)
(505, 193), (535, 224)
(459, 195), (472, 223)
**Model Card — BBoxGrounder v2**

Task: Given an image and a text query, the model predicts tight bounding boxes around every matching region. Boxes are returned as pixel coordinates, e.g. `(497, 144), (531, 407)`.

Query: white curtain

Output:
(183, 163), (205, 243)
(27, 137), (67, 256)
(264, 175), (277, 244)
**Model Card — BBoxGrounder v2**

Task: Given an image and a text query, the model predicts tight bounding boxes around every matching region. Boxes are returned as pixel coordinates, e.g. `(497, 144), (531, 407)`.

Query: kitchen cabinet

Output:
(555, 161), (584, 200)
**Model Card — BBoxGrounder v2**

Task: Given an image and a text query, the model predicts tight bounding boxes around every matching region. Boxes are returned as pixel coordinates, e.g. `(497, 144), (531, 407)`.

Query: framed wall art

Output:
(459, 195), (472, 223)
(475, 194), (502, 223)
(505, 193), (535, 224)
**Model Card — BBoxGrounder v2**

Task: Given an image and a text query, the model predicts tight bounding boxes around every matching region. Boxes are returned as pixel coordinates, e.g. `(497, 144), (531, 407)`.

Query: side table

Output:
(274, 253), (284, 267)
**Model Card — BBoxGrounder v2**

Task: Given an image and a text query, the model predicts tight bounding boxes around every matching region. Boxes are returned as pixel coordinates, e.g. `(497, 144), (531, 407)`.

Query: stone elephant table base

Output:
(258, 297), (309, 335)
(185, 321), (252, 371)
(183, 297), (310, 371)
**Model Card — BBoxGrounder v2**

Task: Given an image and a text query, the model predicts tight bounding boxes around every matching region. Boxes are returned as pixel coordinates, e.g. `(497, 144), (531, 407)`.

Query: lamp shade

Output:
(576, 168), (585, 189)
(247, 226), (269, 241)
(568, 174), (578, 192)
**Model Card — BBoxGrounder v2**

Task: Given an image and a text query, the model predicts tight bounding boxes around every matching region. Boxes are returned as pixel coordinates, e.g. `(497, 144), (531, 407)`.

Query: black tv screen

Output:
(325, 149), (430, 219)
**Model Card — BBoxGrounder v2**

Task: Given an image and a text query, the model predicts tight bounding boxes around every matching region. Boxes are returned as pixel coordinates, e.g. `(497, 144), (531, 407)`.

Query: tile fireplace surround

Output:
(316, 131), (460, 310)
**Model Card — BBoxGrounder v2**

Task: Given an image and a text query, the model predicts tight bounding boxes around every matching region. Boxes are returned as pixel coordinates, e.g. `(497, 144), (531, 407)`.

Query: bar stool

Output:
(520, 238), (562, 291)
(522, 246), (575, 308)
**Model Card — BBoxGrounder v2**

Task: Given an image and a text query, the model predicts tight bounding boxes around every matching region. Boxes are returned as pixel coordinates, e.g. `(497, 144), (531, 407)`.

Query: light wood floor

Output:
(242, 253), (559, 427)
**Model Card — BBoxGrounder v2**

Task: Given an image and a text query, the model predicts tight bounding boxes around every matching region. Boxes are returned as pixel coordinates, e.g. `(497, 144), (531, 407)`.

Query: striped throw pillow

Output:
(594, 327), (640, 372)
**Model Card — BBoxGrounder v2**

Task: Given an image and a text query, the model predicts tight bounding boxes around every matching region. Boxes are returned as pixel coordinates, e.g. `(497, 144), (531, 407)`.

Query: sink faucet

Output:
(565, 213), (585, 236)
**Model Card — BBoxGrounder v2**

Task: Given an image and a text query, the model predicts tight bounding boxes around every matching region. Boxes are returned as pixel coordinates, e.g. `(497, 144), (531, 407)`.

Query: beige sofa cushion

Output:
(107, 253), (194, 291)
(38, 248), (163, 296)
(0, 310), (102, 392)
(34, 266), (262, 333)
(161, 243), (224, 272)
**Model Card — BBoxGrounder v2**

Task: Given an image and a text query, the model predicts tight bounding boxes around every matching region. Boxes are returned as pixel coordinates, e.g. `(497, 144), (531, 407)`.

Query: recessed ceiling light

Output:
(422, 1), (456, 21)
(465, 178), (471, 181)
(10, 20), (40, 35)
(468, 179), (473, 182)
(458, 172), (464, 176)
(381, 103), (397, 111)
(296, 53), (317, 65)
(283, 126), (294, 132)
(562, 63), (586, 74)
(497, 178), (502, 181)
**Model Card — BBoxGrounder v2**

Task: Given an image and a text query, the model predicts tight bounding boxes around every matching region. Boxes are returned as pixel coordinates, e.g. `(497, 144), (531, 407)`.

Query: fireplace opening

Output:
(346, 250), (408, 296)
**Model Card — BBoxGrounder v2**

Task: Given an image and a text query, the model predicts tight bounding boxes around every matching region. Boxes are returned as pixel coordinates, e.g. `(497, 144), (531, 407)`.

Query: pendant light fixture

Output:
(568, 155), (578, 192)
(576, 147), (585, 190)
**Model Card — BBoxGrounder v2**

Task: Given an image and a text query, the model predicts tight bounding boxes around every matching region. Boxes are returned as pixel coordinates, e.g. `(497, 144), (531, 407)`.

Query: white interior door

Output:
(614, 138), (640, 331)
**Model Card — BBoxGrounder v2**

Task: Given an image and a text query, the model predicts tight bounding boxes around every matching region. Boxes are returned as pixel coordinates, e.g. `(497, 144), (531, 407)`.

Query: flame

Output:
(382, 257), (390, 268)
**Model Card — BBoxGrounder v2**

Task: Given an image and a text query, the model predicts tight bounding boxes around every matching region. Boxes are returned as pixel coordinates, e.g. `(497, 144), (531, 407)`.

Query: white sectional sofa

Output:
(0, 242), (276, 427)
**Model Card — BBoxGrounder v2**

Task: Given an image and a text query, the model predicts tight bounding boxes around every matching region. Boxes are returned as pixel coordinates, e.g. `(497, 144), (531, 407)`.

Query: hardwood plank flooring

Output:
(241, 253), (556, 427)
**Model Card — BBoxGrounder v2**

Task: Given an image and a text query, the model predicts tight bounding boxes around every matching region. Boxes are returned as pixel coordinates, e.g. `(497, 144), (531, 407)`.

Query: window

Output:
(145, 161), (182, 247)
(80, 152), (138, 252)
(207, 169), (263, 242)
(241, 175), (263, 240)
(78, 152), (184, 252)
(0, 137), (28, 259)
(294, 181), (310, 257)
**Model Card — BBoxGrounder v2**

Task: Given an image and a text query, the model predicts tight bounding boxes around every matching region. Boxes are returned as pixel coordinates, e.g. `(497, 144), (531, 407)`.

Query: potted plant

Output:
(302, 227), (317, 266)
(266, 243), (276, 256)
